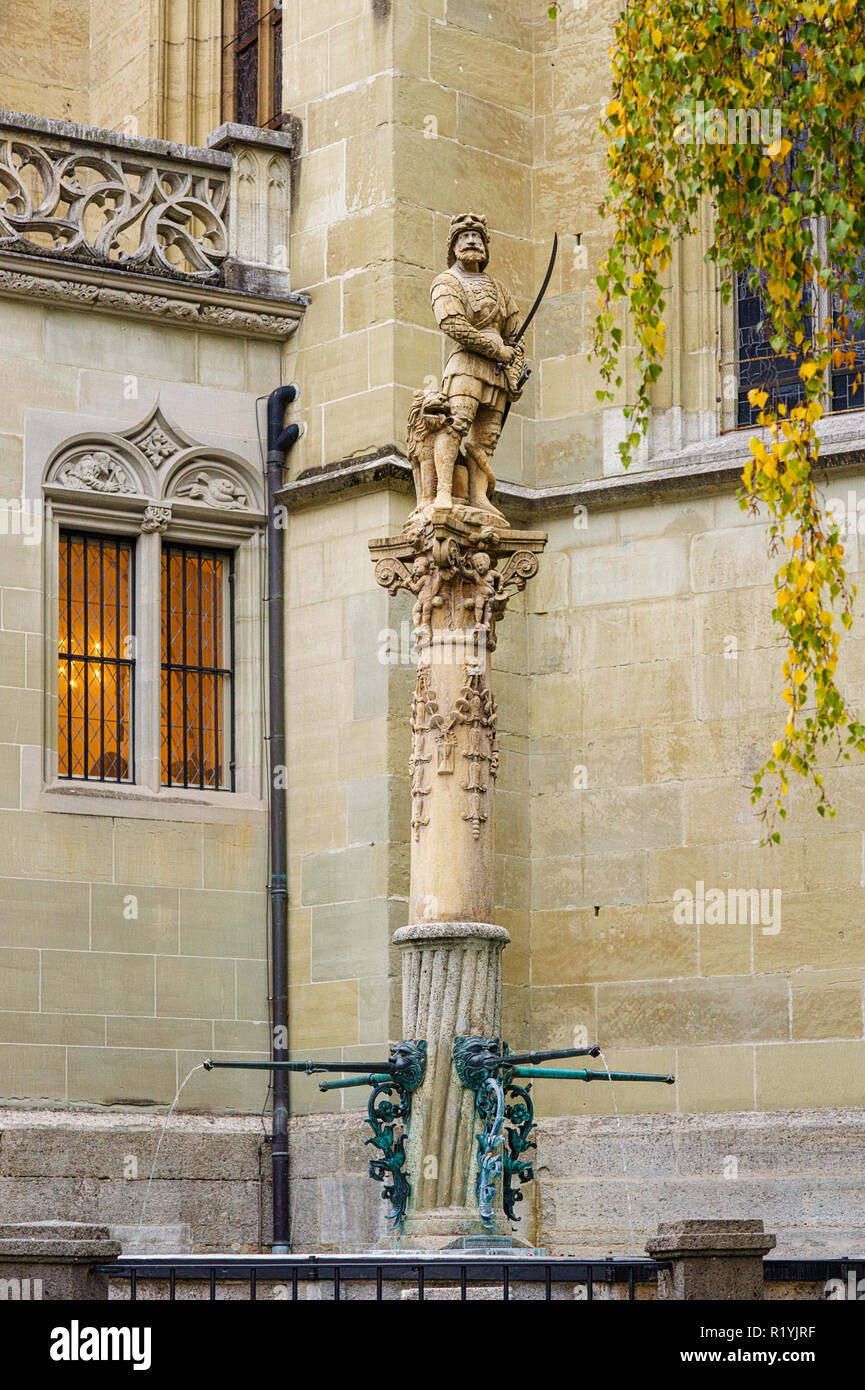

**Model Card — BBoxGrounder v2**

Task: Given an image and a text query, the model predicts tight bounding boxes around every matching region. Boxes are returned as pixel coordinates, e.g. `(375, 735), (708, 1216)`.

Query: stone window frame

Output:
(25, 405), (268, 822)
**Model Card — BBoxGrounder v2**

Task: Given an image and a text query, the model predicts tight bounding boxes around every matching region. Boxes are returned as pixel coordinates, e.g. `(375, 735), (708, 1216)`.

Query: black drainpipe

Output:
(265, 384), (301, 1253)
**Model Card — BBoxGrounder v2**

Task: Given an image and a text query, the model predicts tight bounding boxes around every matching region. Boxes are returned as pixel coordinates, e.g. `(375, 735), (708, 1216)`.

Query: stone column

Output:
(371, 513), (546, 1244)
(646, 1220), (777, 1300)
(0, 1222), (121, 1300)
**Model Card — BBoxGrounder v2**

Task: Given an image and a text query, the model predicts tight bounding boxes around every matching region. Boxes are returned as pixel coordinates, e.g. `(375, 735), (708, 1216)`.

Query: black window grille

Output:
(735, 270), (812, 427)
(161, 544), (235, 791)
(831, 269), (865, 415)
(58, 531), (135, 783)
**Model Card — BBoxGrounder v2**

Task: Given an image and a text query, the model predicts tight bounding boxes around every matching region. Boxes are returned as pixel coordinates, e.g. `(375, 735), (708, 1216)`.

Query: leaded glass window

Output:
(161, 545), (235, 791)
(58, 532), (134, 782)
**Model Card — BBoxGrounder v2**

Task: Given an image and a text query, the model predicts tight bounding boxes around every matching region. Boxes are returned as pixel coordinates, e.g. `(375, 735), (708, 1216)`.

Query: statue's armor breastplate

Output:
(432, 270), (512, 389)
(461, 274), (503, 324)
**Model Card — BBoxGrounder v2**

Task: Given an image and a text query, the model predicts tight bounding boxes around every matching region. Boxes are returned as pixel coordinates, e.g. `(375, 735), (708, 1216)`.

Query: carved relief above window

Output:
(43, 406), (264, 522)
(172, 467), (249, 510)
(55, 450), (139, 495)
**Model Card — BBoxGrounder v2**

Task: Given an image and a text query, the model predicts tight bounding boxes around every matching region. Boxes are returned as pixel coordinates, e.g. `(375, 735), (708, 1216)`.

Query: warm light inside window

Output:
(161, 545), (234, 791)
(58, 532), (134, 782)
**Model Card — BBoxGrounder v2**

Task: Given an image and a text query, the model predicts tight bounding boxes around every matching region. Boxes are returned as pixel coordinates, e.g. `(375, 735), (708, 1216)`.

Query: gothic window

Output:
(733, 270), (814, 427)
(830, 277), (865, 415)
(37, 406), (265, 814)
(161, 545), (235, 791)
(223, 0), (284, 130)
(731, 262), (864, 428)
(58, 532), (134, 783)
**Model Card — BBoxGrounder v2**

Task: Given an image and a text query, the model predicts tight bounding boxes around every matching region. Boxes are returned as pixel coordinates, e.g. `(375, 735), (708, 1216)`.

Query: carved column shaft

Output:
(409, 633), (496, 925)
(395, 924), (508, 1229)
(371, 518), (545, 1244)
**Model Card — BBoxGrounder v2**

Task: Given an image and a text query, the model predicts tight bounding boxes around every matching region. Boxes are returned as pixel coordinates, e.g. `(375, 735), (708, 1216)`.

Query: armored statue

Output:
(406, 212), (527, 530)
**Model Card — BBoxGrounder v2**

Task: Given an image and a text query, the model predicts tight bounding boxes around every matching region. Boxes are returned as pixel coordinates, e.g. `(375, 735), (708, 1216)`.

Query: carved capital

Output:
(139, 504), (172, 533)
(370, 521), (545, 649)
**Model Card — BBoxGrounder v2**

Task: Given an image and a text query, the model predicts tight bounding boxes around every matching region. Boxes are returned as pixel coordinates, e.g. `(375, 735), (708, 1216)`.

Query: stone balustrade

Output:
(0, 111), (304, 337)
(0, 111), (231, 280)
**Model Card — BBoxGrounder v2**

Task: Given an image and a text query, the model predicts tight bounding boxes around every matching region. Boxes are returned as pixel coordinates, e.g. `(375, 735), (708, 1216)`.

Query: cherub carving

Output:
(407, 554), (444, 634)
(460, 551), (505, 630)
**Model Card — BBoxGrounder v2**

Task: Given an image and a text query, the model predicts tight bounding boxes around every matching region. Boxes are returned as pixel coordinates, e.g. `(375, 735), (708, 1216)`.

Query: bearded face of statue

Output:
(454, 229), (487, 271)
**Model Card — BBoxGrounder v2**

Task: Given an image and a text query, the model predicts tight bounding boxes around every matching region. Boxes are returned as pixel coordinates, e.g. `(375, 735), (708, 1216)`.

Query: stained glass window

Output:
(735, 271), (811, 428)
(161, 545), (234, 791)
(58, 532), (134, 782)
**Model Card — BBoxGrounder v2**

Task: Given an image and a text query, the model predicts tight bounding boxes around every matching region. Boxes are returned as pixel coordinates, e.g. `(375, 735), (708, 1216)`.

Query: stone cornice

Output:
(277, 425), (865, 516)
(0, 252), (308, 339)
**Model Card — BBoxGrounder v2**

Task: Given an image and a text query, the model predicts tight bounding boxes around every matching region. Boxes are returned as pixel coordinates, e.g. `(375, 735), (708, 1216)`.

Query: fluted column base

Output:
(393, 920), (508, 1244)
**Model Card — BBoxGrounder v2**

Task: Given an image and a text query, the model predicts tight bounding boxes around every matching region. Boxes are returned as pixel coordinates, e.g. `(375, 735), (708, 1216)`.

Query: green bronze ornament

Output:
(454, 1036), (509, 1226)
(452, 1035), (501, 1091)
(453, 1037), (674, 1226)
(363, 1039), (427, 1230)
(501, 1074), (536, 1223)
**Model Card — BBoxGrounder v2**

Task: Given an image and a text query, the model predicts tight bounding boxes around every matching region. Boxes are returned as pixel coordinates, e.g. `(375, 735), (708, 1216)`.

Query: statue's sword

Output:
(501, 231), (558, 428)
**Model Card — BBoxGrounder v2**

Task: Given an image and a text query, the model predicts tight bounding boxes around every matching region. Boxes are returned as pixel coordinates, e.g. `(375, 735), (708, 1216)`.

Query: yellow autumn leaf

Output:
(767, 138), (792, 161)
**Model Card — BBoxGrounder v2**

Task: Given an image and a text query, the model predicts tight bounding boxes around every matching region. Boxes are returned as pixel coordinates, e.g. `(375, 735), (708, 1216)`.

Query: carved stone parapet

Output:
(0, 111), (307, 335)
(0, 109), (229, 279)
(208, 123), (293, 292)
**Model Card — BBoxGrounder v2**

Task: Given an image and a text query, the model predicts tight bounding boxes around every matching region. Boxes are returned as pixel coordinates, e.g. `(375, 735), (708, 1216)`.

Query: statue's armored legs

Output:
(464, 404), (507, 522)
(432, 419), (465, 512)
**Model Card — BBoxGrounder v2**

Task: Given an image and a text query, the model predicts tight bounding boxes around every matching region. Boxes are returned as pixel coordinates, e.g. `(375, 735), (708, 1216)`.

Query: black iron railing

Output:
(102, 1254), (668, 1302)
(100, 1254), (865, 1302)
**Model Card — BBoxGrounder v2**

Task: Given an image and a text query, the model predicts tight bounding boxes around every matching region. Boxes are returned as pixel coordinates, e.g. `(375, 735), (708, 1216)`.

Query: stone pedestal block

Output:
(0, 1221), (121, 1301)
(646, 1219), (776, 1300)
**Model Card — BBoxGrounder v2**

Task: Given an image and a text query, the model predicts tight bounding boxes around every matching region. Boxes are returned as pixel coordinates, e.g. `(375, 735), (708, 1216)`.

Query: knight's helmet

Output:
(447, 212), (490, 270)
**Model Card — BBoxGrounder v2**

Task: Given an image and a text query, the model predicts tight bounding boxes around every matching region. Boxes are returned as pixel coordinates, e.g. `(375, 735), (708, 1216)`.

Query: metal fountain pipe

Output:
(510, 1066), (676, 1084)
(318, 1074), (392, 1093)
(204, 1058), (403, 1074)
(491, 1046), (601, 1066)
(265, 383), (301, 1255)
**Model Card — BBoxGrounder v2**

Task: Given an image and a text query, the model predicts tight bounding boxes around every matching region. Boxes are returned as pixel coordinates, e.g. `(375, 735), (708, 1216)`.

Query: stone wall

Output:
(0, 294), (284, 1114)
(6, 1105), (863, 1262)
(524, 456), (865, 1125)
(1, 0), (221, 143)
(282, 0), (716, 485)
